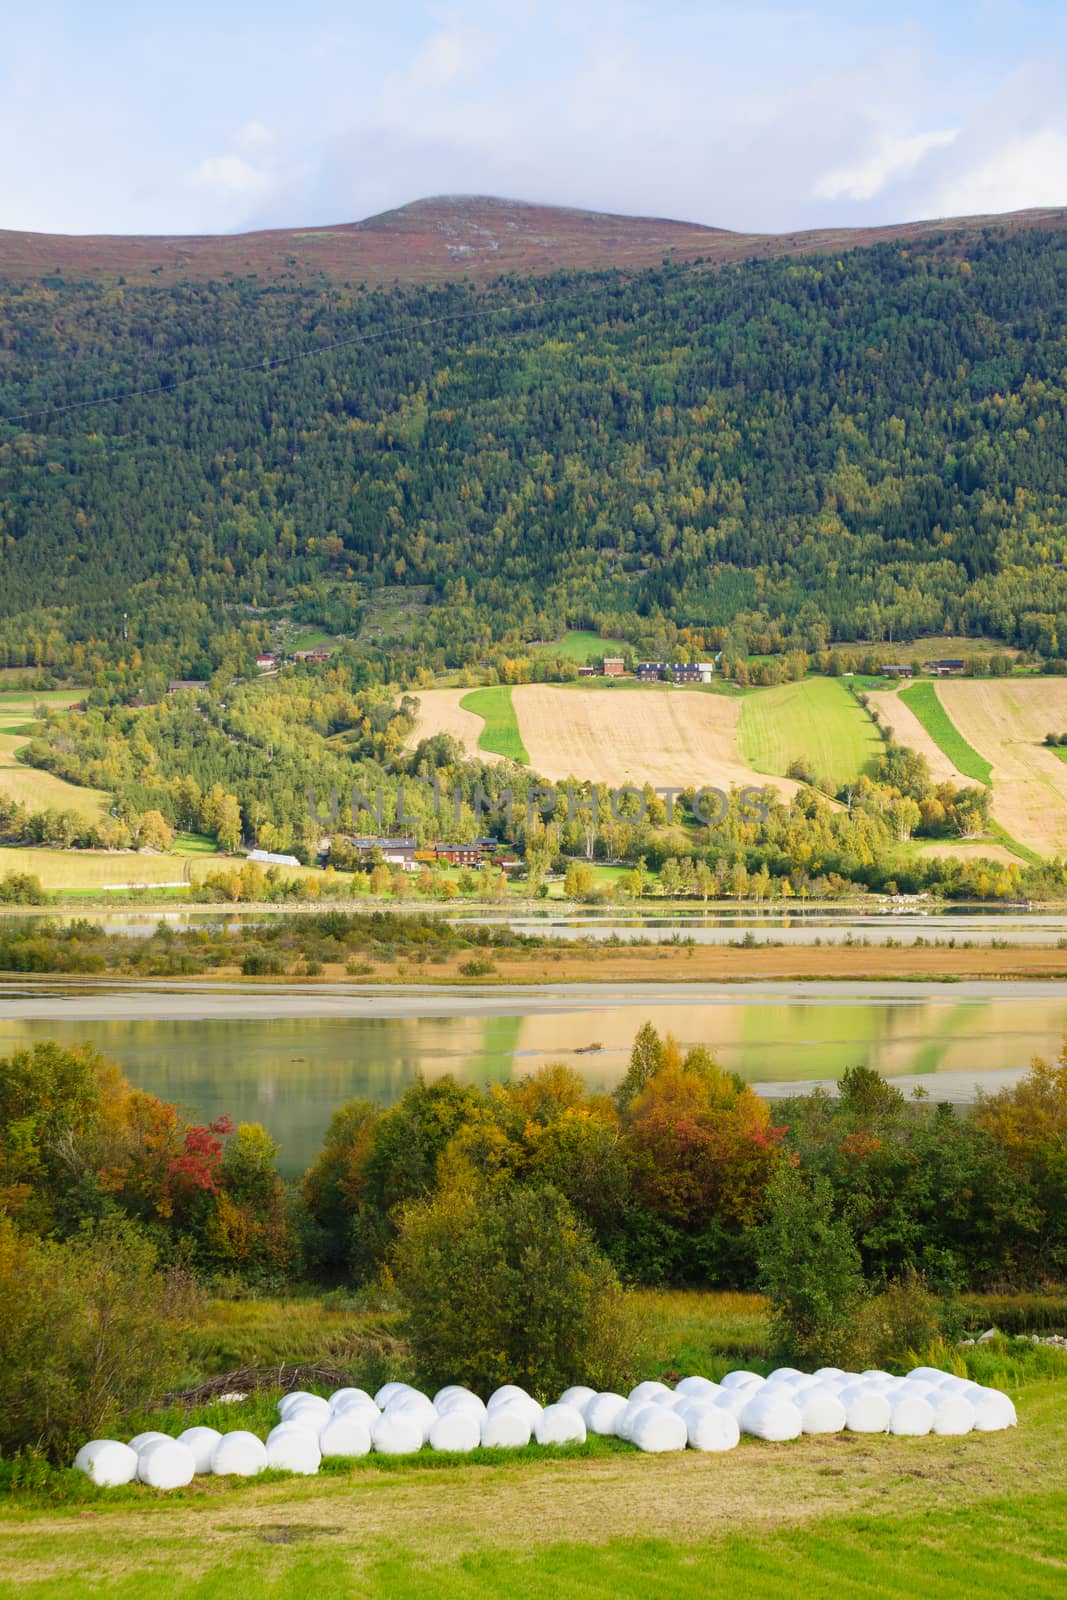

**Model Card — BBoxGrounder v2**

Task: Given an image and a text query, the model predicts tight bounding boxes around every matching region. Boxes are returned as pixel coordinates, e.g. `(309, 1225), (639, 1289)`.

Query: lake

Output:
(1, 978), (1064, 1173)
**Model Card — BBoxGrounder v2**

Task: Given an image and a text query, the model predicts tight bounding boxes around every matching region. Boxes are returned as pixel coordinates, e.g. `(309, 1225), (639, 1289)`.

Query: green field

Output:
(460, 687), (530, 763)
(899, 682), (994, 786)
(737, 678), (883, 789)
(530, 631), (626, 663)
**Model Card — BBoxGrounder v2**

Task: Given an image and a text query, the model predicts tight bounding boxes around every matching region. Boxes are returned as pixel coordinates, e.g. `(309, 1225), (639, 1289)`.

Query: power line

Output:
(0, 289), (594, 427)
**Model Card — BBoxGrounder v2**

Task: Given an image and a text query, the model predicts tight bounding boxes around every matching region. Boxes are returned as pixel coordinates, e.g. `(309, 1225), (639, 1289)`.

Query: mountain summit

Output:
(1, 194), (1066, 287)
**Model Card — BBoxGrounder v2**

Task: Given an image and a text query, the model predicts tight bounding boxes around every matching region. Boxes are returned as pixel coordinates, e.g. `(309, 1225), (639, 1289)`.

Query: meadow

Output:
(2, 1290), (1064, 1598)
(529, 630), (626, 662)
(737, 677), (883, 789)
(458, 687), (530, 763)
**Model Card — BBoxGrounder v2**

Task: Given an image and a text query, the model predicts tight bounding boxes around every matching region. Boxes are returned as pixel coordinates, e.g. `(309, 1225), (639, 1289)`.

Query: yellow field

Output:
(412, 684), (804, 795)
(407, 689), (505, 763)
(0, 846), (215, 890)
(0, 690), (109, 819)
(939, 679), (1067, 856)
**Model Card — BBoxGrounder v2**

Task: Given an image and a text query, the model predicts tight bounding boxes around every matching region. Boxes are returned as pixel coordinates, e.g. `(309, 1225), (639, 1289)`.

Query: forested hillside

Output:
(3, 224), (1067, 677)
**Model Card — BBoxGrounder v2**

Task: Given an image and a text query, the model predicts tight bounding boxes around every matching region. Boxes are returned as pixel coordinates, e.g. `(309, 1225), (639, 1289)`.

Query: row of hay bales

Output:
(74, 1364), (1017, 1488)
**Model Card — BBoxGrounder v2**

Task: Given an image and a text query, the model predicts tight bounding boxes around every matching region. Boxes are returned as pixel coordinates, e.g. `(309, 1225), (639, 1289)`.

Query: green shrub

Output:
(0, 1217), (191, 1461)
(756, 1164), (866, 1367)
(458, 957), (496, 977)
(241, 948), (285, 975)
(392, 1181), (643, 1399)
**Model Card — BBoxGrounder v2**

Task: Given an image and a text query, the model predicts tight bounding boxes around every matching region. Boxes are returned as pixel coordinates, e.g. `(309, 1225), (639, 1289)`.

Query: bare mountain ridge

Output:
(1, 194), (1066, 286)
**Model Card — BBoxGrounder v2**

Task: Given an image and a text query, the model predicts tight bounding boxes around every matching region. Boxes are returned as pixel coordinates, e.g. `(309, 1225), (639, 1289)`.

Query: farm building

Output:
(433, 843), (483, 867)
(577, 664), (598, 677)
(636, 662), (663, 681)
(167, 679), (208, 695)
(348, 837), (418, 870)
(292, 649), (331, 664)
(926, 658), (966, 675)
(247, 848), (301, 867)
(881, 664), (914, 678)
(255, 654), (279, 671)
(696, 662), (715, 682)
(667, 663), (702, 683)
(603, 657), (626, 677)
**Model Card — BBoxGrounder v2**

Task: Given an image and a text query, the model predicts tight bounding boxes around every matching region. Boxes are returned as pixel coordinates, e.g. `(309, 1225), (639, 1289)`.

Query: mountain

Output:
(3, 218), (1067, 680)
(2, 194), (1067, 287)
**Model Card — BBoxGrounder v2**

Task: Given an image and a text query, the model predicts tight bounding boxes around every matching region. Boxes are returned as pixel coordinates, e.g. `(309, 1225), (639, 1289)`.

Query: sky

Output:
(3, 0), (1066, 236)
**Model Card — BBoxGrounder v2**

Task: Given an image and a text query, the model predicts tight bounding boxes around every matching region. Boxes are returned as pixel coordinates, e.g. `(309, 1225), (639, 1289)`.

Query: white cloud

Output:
(235, 119), (274, 154)
(928, 129), (1067, 215)
(389, 24), (494, 96)
(188, 154), (271, 198)
(815, 128), (959, 202)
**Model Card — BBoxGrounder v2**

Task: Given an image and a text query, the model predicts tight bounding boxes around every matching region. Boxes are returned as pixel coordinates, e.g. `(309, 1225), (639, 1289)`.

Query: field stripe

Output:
(898, 682), (992, 786)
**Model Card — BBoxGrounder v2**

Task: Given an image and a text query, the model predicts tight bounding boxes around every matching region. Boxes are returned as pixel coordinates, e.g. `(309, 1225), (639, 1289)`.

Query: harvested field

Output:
(0, 690), (109, 819)
(407, 690), (503, 764)
(915, 840), (1022, 868)
(880, 685), (972, 785)
(939, 680), (1067, 856)
(512, 685), (803, 794)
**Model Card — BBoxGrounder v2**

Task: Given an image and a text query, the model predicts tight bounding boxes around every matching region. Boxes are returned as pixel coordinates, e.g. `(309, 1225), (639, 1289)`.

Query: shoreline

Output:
(4, 974), (1067, 1021)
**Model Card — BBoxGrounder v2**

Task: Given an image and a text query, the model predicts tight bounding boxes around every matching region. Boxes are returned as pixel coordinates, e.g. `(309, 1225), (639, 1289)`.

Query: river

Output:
(1, 976), (1064, 1174)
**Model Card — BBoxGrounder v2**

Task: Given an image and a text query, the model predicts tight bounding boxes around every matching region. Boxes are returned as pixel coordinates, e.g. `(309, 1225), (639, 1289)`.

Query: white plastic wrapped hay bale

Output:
(813, 1367), (847, 1384)
(283, 1395), (332, 1428)
(319, 1413), (372, 1457)
(767, 1367), (804, 1384)
(971, 1388), (1017, 1432)
(615, 1398), (658, 1442)
(559, 1385), (597, 1413)
(487, 1389), (541, 1431)
(627, 1380), (673, 1405)
(889, 1395), (934, 1437)
(329, 1387), (374, 1411)
(713, 1387), (756, 1418)
(797, 1388), (848, 1435)
(535, 1404), (586, 1446)
(907, 1366), (948, 1383)
(739, 1392), (803, 1442)
(429, 1409), (482, 1453)
(266, 1429), (321, 1475)
(481, 1407), (532, 1449)
(675, 1376), (720, 1401)
(74, 1440), (139, 1487)
(278, 1391), (329, 1421)
(931, 1394), (976, 1436)
(583, 1392), (629, 1435)
(435, 1390), (486, 1420)
(720, 1370), (765, 1392)
(211, 1431), (268, 1476)
(838, 1385), (891, 1434)
(375, 1382), (413, 1408)
(386, 1390), (438, 1444)
(176, 1426), (221, 1474)
(136, 1438), (196, 1490)
(128, 1431), (171, 1454)
(685, 1405), (740, 1452)
(631, 1406), (688, 1453)
(371, 1410), (424, 1455)
(333, 1393), (380, 1423)
(487, 1384), (531, 1410)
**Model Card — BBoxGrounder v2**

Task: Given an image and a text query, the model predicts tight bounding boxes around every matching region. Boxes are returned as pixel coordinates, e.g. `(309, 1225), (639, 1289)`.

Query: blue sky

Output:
(4, 1), (1066, 235)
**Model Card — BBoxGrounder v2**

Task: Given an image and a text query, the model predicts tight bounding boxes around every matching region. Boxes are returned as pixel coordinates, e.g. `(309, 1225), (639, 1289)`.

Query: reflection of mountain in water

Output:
(1, 998), (1065, 1174)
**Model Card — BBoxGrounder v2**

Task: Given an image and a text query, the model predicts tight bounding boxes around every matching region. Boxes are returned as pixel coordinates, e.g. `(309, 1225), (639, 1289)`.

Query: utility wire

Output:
(0, 288), (607, 426)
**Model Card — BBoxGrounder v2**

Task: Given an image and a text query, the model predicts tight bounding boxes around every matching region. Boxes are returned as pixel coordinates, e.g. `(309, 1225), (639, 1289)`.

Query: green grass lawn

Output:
(899, 682), (994, 785)
(529, 631), (626, 663)
(737, 678), (883, 789)
(459, 687), (529, 763)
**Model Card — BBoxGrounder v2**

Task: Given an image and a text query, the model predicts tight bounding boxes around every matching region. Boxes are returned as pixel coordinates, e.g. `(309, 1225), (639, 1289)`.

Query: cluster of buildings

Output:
(574, 656), (716, 683)
(880, 658), (966, 679)
(343, 836), (520, 874)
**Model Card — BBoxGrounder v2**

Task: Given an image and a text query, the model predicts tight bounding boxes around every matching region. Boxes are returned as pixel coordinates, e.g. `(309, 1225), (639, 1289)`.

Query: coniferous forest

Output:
(3, 226), (1067, 677)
